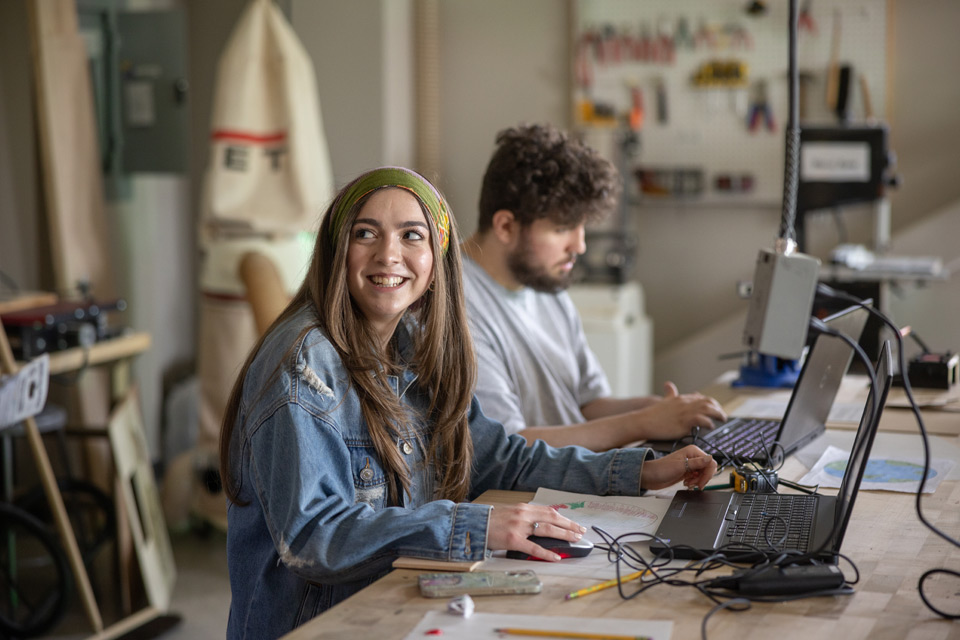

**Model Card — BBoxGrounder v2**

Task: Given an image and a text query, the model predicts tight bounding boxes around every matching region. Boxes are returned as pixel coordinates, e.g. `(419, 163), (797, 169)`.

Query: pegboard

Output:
(572, 0), (889, 207)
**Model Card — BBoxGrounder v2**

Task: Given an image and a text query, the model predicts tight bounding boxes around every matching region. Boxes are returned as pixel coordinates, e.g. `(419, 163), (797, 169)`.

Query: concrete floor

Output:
(45, 527), (231, 639)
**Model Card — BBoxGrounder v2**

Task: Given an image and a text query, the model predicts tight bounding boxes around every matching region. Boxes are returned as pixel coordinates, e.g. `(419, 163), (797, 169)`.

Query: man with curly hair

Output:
(462, 123), (725, 451)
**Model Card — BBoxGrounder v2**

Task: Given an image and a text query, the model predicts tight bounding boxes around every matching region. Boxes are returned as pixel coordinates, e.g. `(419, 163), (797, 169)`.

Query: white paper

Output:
(731, 396), (865, 423)
(801, 142), (871, 181)
(530, 488), (669, 543)
(0, 354), (49, 428)
(885, 386), (960, 409)
(403, 611), (672, 640)
(799, 444), (955, 494)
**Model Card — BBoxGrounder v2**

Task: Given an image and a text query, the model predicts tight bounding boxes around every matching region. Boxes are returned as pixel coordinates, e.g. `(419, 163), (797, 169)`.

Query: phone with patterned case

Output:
(418, 570), (542, 598)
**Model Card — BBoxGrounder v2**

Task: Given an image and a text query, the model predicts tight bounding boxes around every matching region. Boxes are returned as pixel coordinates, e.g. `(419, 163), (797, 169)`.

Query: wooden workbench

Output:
(282, 475), (960, 640)
(280, 371), (960, 640)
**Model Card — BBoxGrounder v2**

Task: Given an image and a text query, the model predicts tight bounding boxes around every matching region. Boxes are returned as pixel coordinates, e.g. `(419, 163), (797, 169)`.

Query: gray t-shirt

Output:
(463, 255), (611, 436)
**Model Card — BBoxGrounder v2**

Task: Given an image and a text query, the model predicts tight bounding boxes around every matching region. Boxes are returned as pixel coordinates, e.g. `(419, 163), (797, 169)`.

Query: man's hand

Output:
(641, 445), (717, 491)
(639, 382), (727, 440)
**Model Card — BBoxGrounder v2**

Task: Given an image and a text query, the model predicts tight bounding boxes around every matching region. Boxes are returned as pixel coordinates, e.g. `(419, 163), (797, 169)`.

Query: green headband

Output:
(329, 167), (451, 255)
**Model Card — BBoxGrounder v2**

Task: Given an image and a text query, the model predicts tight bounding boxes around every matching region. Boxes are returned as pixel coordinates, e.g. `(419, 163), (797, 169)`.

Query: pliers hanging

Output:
(799, 0), (817, 35)
(747, 80), (775, 132)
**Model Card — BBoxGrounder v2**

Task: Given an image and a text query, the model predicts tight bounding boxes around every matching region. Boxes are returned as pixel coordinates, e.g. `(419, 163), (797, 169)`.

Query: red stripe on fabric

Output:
(201, 291), (248, 302)
(211, 130), (287, 144)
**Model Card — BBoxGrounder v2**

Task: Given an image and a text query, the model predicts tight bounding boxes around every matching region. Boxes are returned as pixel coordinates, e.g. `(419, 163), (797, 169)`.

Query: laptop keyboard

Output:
(704, 418), (779, 458)
(724, 493), (817, 551)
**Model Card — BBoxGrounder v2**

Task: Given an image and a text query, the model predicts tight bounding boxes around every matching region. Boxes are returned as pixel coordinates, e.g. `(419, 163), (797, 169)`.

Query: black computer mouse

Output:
(506, 535), (594, 561)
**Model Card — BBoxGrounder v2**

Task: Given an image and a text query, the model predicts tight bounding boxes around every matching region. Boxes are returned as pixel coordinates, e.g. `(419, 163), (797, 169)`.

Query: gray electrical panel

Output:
(79, 3), (188, 177)
(116, 10), (189, 173)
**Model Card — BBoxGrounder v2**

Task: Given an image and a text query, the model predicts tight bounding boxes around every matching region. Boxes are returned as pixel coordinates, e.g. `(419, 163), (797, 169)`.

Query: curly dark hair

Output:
(477, 123), (621, 232)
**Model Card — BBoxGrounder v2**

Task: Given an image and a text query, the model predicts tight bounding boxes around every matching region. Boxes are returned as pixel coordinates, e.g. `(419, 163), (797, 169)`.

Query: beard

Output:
(506, 245), (577, 293)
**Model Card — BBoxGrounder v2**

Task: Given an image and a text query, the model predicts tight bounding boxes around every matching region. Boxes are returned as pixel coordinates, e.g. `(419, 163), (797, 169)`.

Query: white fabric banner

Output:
(201, 0), (333, 234)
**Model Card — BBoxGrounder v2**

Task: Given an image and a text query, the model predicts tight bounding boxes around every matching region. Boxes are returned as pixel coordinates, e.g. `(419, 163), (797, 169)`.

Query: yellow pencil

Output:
(493, 628), (651, 640)
(564, 569), (651, 601)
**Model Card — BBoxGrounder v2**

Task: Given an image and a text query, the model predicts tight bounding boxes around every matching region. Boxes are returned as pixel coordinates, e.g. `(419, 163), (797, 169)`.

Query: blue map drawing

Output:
(825, 459), (936, 483)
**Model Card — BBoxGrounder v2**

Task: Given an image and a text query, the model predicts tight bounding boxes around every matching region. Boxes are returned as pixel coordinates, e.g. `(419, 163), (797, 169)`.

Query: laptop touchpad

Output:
(668, 492), (728, 521)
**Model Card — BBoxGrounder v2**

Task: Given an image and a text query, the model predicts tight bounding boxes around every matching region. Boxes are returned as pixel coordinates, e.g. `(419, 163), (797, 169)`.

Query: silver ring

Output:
(684, 458), (690, 474)
(532, 521), (540, 533)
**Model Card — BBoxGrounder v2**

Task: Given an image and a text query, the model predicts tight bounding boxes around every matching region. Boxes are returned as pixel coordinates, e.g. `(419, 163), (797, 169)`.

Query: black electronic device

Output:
(506, 536), (594, 561)
(721, 564), (845, 596)
(895, 352), (959, 390)
(1, 299), (127, 360)
(795, 124), (898, 251)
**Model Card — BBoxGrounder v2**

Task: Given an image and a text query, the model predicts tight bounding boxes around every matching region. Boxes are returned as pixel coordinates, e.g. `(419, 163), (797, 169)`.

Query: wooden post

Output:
(0, 331), (103, 631)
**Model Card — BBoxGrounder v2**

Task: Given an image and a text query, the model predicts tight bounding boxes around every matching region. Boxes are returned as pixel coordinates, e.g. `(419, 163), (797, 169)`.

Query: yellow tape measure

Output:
(730, 467), (779, 493)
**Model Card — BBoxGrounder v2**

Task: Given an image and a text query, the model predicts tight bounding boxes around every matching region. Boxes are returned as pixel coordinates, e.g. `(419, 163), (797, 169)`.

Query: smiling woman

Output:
(215, 166), (716, 639)
(346, 188), (435, 347)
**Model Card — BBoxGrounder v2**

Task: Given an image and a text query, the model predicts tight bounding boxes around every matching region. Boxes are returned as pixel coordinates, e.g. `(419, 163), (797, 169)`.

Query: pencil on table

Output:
(564, 569), (651, 601)
(494, 629), (652, 640)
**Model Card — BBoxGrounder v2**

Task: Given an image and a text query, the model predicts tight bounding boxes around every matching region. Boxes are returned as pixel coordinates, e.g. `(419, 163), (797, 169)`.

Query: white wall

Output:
(435, 0), (571, 234)
(291, 0), (415, 185)
(887, 199), (960, 358)
(432, 0), (960, 394)
(888, 0), (960, 231)
(112, 174), (195, 455)
(0, 0), (43, 291)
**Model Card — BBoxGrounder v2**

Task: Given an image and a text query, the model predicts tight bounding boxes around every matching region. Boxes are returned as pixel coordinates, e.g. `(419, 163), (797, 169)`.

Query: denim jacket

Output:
(225, 305), (652, 639)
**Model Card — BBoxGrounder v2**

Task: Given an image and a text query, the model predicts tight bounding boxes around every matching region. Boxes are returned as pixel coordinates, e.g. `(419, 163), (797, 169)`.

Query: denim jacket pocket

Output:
(293, 582), (327, 628)
(294, 576), (383, 629)
(350, 447), (388, 510)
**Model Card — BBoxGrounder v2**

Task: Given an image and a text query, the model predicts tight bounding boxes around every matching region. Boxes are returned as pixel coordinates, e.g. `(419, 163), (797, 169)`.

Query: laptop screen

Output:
(776, 305), (870, 454)
(828, 339), (893, 550)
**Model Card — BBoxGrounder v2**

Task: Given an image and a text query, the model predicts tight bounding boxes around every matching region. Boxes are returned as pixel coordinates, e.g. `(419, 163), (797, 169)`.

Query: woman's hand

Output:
(641, 445), (717, 491)
(486, 503), (587, 562)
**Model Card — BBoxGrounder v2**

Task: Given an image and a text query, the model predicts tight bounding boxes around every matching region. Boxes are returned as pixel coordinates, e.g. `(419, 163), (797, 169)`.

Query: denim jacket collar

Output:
(385, 317), (419, 398)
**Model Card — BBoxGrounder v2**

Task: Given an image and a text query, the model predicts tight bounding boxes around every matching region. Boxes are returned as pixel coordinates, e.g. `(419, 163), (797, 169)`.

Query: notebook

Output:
(649, 340), (893, 562)
(647, 304), (869, 463)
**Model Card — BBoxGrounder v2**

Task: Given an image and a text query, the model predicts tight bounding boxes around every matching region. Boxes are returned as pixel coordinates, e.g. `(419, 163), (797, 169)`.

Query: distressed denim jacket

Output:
(225, 305), (652, 639)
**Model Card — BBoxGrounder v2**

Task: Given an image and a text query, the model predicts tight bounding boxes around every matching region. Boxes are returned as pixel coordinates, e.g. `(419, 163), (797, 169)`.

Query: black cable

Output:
(701, 598), (750, 640)
(691, 428), (783, 471)
(591, 522), (860, 639)
(830, 207), (849, 244)
(778, 0), (800, 245)
(758, 437), (785, 470)
(918, 569), (960, 619)
(816, 283), (957, 545)
(815, 282), (960, 618)
(808, 315), (881, 440)
(778, 477), (819, 495)
(905, 329), (932, 354)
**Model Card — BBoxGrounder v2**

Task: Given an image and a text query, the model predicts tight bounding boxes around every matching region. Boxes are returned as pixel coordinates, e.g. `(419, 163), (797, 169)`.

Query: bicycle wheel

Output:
(0, 502), (71, 638)
(15, 479), (115, 568)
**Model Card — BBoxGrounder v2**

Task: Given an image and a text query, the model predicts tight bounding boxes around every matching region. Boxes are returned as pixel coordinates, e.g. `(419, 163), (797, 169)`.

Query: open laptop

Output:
(647, 304), (870, 463)
(649, 340), (892, 562)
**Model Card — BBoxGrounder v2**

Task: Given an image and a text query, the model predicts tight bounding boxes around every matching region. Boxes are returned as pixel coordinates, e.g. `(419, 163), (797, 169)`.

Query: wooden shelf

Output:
(43, 331), (152, 375)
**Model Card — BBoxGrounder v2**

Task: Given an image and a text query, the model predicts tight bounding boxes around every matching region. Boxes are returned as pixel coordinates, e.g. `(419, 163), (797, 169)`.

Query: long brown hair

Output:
(219, 170), (477, 507)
